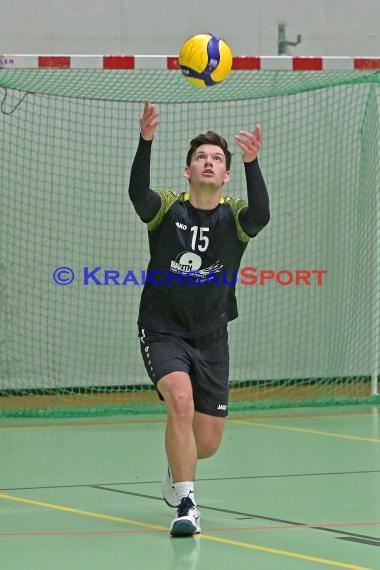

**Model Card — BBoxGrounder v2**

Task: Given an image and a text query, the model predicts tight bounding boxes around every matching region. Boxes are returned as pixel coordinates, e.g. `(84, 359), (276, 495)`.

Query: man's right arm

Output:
(128, 136), (161, 222)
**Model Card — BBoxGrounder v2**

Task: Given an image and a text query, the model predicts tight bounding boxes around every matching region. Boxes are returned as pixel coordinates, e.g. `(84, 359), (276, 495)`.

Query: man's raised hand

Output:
(234, 126), (262, 162)
(140, 99), (159, 141)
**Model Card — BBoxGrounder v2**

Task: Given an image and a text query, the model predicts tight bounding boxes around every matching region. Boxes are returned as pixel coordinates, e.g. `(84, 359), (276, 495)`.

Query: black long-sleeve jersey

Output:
(129, 136), (270, 337)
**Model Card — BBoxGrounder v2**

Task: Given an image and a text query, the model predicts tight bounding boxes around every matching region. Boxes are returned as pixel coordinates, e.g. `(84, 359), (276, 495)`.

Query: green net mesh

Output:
(0, 68), (379, 417)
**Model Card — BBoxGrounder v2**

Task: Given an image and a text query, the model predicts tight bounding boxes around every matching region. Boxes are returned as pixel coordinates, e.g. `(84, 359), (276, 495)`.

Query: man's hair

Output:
(186, 131), (232, 170)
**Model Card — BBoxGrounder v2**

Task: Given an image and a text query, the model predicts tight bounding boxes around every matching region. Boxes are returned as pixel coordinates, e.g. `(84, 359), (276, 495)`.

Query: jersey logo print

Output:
(171, 251), (202, 274)
(175, 221), (188, 230)
(170, 251), (224, 283)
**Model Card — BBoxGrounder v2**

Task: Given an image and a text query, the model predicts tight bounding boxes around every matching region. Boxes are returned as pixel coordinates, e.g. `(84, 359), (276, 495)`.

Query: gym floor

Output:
(0, 405), (379, 569)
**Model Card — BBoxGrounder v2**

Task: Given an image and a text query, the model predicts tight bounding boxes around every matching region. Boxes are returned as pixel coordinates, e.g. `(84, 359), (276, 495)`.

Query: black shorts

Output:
(138, 327), (229, 417)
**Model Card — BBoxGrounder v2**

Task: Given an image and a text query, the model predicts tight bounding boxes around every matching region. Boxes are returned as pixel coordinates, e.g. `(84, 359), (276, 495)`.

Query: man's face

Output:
(184, 144), (230, 189)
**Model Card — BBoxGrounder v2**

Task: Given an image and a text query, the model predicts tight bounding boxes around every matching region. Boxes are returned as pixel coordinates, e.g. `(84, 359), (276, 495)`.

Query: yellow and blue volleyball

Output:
(178, 33), (233, 88)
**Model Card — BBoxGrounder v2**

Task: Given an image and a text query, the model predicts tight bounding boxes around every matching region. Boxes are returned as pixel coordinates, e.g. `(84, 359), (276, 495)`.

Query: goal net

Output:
(0, 55), (379, 417)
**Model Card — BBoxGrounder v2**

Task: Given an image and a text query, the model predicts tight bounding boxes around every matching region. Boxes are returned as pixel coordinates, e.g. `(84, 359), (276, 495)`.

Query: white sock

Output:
(173, 481), (196, 505)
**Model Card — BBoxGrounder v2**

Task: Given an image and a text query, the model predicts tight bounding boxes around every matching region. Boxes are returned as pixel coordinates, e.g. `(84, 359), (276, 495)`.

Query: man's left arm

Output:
(239, 159), (270, 237)
(235, 127), (270, 237)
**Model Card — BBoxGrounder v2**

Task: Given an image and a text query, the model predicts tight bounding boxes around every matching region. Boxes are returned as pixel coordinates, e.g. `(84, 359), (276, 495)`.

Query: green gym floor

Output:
(0, 405), (379, 570)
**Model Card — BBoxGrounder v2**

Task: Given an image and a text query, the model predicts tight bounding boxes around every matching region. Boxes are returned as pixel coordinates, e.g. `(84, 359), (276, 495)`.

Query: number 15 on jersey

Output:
(190, 226), (209, 252)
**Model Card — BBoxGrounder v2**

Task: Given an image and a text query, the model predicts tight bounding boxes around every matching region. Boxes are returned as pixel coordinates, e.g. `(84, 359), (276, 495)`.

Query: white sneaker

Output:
(170, 496), (201, 537)
(162, 466), (180, 508)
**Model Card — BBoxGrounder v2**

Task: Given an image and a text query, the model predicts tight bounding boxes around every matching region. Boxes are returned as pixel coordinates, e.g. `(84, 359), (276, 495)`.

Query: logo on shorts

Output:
(217, 404), (227, 411)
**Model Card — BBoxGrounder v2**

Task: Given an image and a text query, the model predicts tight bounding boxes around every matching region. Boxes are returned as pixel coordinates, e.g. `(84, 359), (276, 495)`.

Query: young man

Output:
(128, 100), (270, 537)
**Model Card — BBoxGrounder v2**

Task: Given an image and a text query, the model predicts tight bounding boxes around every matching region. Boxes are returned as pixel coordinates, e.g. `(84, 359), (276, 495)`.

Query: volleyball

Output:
(178, 33), (233, 88)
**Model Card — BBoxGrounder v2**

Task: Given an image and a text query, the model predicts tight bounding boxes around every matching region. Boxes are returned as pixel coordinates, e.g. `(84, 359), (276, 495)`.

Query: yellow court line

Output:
(0, 493), (373, 570)
(0, 409), (378, 432)
(231, 420), (380, 443)
(200, 534), (373, 570)
(0, 492), (166, 532)
(245, 411), (380, 422)
(0, 419), (167, 432)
